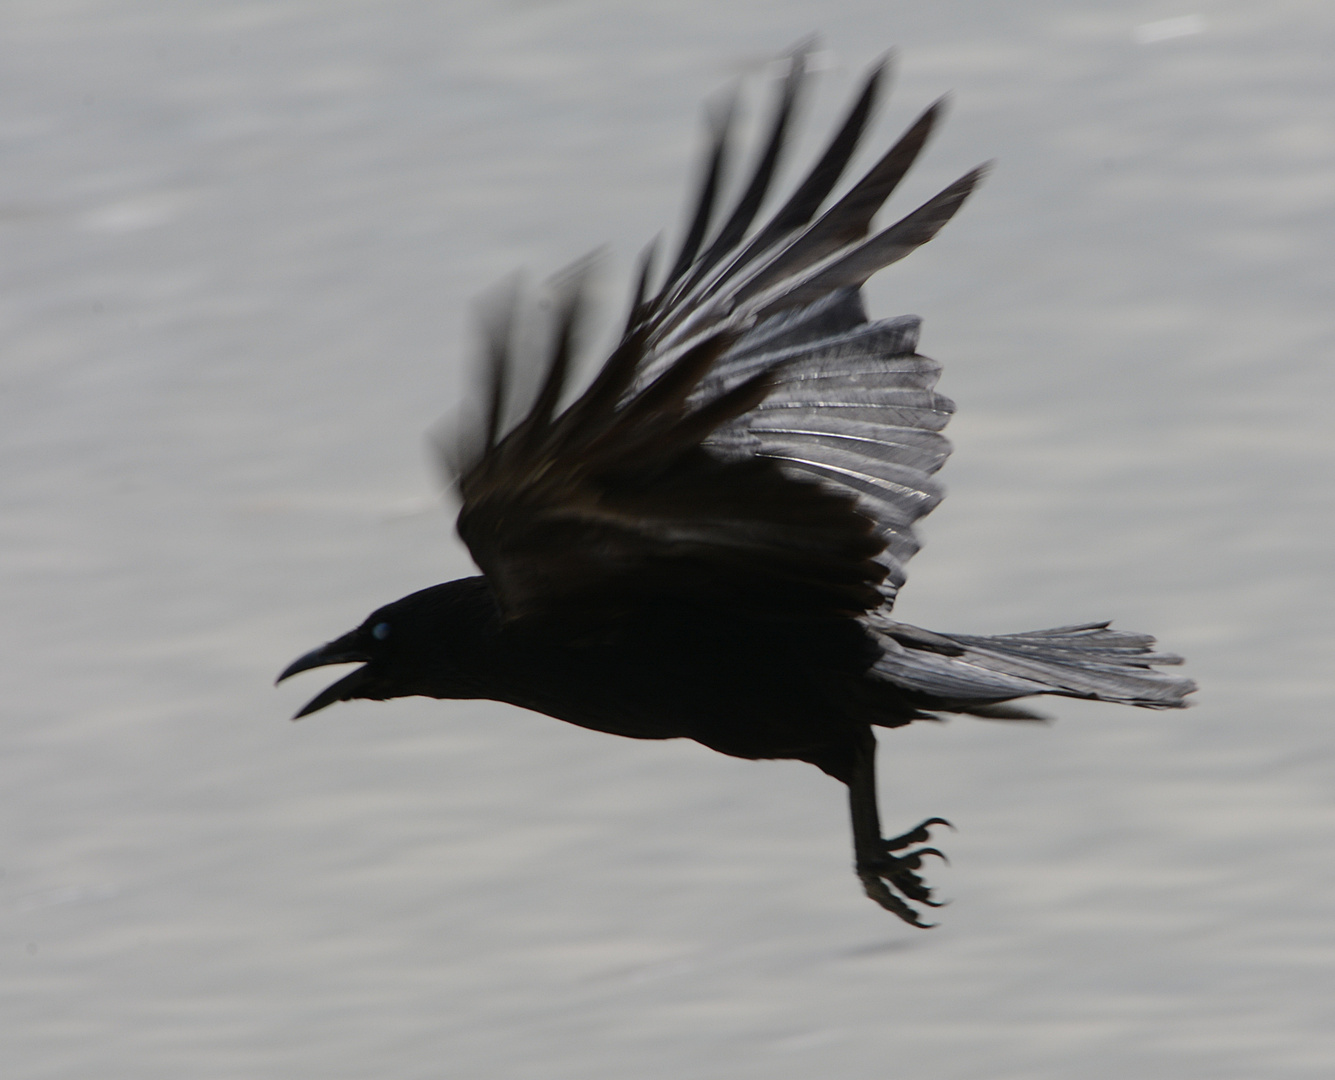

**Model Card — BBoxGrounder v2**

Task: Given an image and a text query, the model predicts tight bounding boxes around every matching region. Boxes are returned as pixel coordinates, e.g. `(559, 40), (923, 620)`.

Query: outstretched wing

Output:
(452, 45), (984, 624)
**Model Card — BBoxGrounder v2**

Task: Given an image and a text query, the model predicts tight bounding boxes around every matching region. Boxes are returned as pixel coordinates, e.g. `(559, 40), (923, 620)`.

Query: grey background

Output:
(2, 2), (1332, 1077)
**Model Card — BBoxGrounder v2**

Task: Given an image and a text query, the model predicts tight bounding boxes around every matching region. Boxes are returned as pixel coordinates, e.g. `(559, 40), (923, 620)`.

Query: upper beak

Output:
(277, 631), (369, 683)
(276, 631), (372, 719)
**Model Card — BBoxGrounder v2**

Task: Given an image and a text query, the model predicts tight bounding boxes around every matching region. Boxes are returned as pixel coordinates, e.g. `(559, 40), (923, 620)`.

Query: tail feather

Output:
(865, 615), (1196, 710)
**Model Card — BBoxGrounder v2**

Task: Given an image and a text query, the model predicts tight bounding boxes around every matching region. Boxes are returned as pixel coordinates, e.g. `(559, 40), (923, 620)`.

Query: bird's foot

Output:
(856, 817), (952, 927)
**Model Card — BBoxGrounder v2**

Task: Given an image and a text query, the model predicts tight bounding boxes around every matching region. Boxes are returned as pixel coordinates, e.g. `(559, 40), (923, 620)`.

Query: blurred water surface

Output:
(2, 2), (1332, 1078)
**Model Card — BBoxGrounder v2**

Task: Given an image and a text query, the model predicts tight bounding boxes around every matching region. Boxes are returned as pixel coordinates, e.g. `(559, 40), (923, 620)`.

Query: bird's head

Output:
(276, 576), (497, 718)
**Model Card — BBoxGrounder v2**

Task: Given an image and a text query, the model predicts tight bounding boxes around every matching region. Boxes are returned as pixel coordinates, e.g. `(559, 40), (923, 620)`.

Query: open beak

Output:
(276, 631), (372, 719)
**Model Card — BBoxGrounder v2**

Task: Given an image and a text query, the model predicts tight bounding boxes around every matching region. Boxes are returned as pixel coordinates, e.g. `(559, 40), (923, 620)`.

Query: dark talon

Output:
(898, 846), (948, 868)
(883, 817), (954, 852)
(847, 738), (958, 924)
(853, 809), (955, 924)
(858, 870), (939, 927)
(890, 869), (937, 904)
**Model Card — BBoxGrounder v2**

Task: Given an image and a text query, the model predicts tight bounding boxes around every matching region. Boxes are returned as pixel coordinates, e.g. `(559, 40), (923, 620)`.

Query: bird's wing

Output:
(451, 45), (983, 623)
(698, 293), (952, 607)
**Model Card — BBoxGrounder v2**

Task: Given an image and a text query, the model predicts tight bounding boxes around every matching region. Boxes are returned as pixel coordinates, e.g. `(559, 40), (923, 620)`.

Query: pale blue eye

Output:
(372, 622), (391, 641)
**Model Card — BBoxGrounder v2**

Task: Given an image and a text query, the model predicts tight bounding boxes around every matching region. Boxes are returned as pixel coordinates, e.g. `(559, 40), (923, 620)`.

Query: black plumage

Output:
(278, 46), (1195, 925)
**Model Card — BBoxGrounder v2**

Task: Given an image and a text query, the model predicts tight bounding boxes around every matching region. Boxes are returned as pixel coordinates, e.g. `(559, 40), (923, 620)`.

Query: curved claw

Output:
(890, 870), (936, 905)
(858, 870), (939, 927)
(857, 814), (958, 923)
(883, 817), (955, 852)
(900, 846), (949, 868)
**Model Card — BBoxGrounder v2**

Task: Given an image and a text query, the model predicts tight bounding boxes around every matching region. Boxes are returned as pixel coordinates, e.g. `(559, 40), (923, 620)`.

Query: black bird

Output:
(278, 47), (1195, 925)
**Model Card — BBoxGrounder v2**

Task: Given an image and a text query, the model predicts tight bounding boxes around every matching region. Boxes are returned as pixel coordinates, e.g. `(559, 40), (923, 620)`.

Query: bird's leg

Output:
(848, 731), (950, 927)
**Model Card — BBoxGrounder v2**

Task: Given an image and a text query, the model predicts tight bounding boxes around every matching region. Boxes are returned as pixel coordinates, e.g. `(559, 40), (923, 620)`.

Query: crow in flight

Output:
(278, 47), (1195, 925)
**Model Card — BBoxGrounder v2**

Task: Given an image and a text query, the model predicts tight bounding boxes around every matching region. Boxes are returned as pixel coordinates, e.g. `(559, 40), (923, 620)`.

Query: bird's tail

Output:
(864, 616), (1196, 716)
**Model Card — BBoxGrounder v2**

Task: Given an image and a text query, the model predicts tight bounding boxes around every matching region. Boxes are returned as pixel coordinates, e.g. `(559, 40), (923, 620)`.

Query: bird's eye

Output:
(371, 622), (391, 641)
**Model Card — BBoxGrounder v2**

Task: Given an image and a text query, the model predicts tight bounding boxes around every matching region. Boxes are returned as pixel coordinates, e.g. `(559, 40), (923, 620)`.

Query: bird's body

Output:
(279, 45), (1194, 924)
(359, 576), (900, 775)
